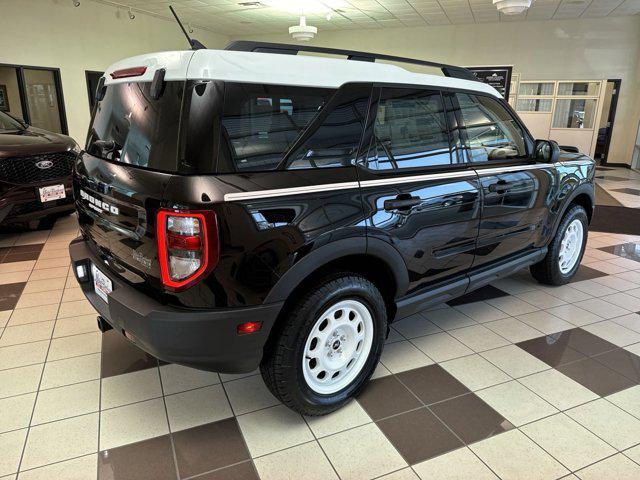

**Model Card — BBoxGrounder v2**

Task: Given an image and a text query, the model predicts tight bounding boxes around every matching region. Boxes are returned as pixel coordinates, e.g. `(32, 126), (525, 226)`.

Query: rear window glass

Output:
(86, 81), (184, 171)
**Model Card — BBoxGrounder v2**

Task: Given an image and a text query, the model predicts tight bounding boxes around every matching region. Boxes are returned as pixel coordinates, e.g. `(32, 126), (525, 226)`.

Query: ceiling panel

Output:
(94, 0), (640, 36)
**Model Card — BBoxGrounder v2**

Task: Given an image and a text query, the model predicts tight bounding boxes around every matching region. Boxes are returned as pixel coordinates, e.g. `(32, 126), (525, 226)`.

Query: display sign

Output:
(465, 66), (513, 99)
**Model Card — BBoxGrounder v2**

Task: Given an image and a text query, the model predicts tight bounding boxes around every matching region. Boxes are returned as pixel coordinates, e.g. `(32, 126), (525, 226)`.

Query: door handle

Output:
(488, 180), (516, 194)
(384, 195), (421, 211)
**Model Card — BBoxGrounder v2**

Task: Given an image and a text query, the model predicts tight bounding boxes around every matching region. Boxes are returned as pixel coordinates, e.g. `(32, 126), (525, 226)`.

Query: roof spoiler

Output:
(224, 41), (479, 82)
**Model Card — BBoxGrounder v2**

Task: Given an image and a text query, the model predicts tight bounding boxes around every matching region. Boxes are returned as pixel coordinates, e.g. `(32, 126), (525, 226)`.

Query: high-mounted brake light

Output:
(110, 66), (147, 79)
(156, 209), (219, 291)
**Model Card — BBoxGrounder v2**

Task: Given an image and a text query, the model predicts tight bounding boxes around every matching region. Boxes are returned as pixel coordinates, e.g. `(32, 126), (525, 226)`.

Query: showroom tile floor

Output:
(1, 168), (640, 479)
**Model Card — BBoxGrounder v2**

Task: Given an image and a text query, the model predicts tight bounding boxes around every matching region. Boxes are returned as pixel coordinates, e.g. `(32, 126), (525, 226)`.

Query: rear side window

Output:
(456, 93), (527, 162)
(86, 81), (184, 171)
(219, 84), (333, 172)
(366, 88), (453, 170)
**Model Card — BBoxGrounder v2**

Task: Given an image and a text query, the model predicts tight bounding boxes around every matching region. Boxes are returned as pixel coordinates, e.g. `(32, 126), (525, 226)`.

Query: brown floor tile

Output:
(569, 265), (609, 282)
(195, 462), (259, 480)
(557, 357), (636, 397)
(593, 349), (640, 383)
(599, 243), (640, 262)
(430, 393), (513, 444)
(0, 281), (26, 311)
(10, 244), (45, 254)
(377, 407), (463, 464)
(564, 328), (619, 357)
(357, 375), (422, 420)
(101, 329), (158, 378)
(517, 333), (586, 367)
(98, 434), (176, 480)
(3, 251), (40, 263)
(173, 418), (250, 478)
(397, 364), (470, 405)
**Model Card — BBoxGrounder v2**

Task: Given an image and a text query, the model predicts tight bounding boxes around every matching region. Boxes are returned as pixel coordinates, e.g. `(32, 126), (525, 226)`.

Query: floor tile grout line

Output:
(13, 452), (96, 477)
(299, 404), (344, 480)
(154, 362), (182, 480)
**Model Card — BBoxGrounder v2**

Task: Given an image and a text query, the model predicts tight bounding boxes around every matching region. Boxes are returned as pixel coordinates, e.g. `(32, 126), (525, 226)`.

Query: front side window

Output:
(367, 88), (452, 170)
(456, 93), (527, 162)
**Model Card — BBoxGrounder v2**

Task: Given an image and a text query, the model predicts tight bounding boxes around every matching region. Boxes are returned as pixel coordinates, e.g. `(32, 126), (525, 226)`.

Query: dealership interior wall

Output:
(1, 0), (639, 167)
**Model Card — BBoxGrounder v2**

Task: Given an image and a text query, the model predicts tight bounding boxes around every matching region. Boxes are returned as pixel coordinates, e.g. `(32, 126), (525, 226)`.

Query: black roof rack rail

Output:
(224, 40), (479, 82)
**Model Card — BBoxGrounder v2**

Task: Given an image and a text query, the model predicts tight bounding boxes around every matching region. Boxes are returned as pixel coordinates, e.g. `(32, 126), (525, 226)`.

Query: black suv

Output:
(70, 42), (595, 415)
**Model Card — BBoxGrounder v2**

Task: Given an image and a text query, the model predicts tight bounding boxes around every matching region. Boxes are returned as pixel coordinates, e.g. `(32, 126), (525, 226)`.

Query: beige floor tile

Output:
(101, 368), (162, 409)
(469, 429), (568, 480)
(480, 345), (549, 378)
(47, 332), (101, 361)
(422, 308), (477, 331)
(0, 311), (9, 329)
(0, 321), (54, 347)
(612, 313), (640, 333)
(305, 399), (371, 438)
(99, 398), (169, 450)
(413, 446), (498, 480)
(0, 341), (49, 370)
(486, 296), (539, 316)
(447, 324), (510, 352)
(537, 284), (592, 303)
(237, 404), (314, 458)
(0, 261), (35, 274)
(601, 292), (640, 312)
(218, 369), (259, 383)
(566, 398), (640, 450)
(451, 301), (510, 323)
(33, 257), (70, 271)
(57, 299), (95, 319)
(60, 288), (84, 303)
(607, 385), (640, 418)
(371, 362), (392, 379)
(521, 413), (616, 471)
(476, 381), (558, 427)
(378, 469), (420, 480)
(165, 384), (232, 432)
(0, 393), (36, 433)
(22, 278), (67, 294)
(491, 277), (538, 295)
(28, 267), (68, 281)
(15, 231), (49, 246)
(626, 343), (640, 356)
(516, 290), (567, 309)
(7, 305), (59, 327)
(53, 314), (97, 338)
(159, 363), (220, 396)
(573, 298), (631, 319)
(40, 353), (101, 390)
(386, 328), (405, 344)
(36, 248), (70, 261)
(626, 444), (640, 464)
(32, 380), (100, 425)
(392, 313), (441, 339)
(381, 340), (434, 373)
(255, 441), (338, 480)
(593, 275), (640, 292)
(441, 354), (511, 391)
(17, 453), (97, 480)
(484, 317), (544, 343)
(319, 423), (407, 480)
(515, 311), (574, 335)
(0, 271), (30, 285)
(0, 364), (43, 399)
(0, 429), (27, 477)
(519, 369), (598, 411)
(21, 413), (98, 470)
(545, 304), (603, 327)
(224, 374), (279, 415)
(570, 280), (617, 297)
(411, 332), (473, 363)
(15, 290), (62, 309)
(582, 320), (640, 347)
(576, 454), (640, 480)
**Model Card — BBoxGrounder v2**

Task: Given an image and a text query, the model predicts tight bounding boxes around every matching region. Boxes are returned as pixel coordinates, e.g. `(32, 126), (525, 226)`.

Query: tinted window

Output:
(220, 83), (333, 172)
(367, 88), (452, 170)
(86, 81), (184, 171)
(0, 111), (23, 132)
(286, 85), (371, 169)
(456, 93), (526, 162)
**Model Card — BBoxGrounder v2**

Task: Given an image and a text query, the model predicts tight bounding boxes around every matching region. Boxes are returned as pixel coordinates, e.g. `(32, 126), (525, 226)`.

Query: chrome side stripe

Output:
(224, 181), (359, 202)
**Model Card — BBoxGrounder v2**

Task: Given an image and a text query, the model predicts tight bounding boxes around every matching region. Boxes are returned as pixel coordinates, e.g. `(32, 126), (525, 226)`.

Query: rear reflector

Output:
(110, 66), (147, 79)
(237, 321), (263, 335)
(156, 209), (219, 291)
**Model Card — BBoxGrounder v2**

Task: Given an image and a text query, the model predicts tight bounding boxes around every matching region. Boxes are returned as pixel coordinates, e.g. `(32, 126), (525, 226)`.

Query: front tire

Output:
(260, 273), (387, 416)
(530, 205), (588, 285)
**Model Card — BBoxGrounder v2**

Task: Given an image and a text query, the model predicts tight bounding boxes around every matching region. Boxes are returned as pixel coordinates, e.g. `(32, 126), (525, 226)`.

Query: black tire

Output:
(260, 273), (387, 416)
(530, 205), (588, 285)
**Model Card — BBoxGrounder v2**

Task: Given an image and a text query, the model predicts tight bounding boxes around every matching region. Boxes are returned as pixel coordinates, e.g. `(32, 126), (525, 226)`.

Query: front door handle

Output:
(488, 180), (517, 194)
(384, 195), (421, 211)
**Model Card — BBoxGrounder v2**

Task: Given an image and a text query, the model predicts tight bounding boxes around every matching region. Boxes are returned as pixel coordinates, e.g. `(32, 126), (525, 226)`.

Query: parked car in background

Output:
(0, 111), (78, 227)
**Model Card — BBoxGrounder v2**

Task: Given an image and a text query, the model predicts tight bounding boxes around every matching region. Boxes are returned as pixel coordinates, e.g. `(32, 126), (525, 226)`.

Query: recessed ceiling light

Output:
(565, 0), (587, 4)
(238, 1), (264, 7)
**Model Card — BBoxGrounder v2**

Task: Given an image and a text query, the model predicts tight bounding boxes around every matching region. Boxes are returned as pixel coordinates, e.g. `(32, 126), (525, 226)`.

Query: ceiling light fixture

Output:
(289, 15), (317, 41)
(128, 7), (135, 19)
(493, 0), (532, 15)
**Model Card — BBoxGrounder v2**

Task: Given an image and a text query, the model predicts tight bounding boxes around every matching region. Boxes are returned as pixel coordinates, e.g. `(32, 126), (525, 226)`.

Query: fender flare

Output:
(551, 183), (595, 237)
(263, 236), (409, 304)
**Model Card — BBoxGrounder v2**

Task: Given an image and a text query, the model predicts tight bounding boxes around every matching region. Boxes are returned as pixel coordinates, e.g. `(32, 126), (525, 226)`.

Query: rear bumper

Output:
(0, 180), (74, 224)
(69, 237), (283, 373)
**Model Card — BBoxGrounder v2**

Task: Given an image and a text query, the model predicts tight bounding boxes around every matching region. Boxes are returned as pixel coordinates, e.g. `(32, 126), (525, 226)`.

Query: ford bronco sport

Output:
(70, 42), (595, 415)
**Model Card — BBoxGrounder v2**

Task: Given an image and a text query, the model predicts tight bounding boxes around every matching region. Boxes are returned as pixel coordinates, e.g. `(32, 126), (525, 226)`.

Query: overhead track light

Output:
(493, 0), (532, 15)
(128, 7), (135, 19)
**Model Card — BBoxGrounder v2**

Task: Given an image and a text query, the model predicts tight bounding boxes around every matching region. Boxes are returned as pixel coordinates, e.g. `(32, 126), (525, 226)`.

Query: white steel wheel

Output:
(558, 218), (584, 274)
(302, 299), (374, 395)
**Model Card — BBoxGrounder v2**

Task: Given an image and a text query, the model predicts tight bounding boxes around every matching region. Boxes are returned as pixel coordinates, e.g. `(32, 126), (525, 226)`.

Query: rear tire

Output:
(530, 205), (588, 285)
(260, 273), (387, 416)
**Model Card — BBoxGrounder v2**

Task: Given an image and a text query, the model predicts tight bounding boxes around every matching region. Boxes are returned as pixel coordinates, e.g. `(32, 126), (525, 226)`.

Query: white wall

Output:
(231, 16), (640, 166)
(0, 0), (228, 142)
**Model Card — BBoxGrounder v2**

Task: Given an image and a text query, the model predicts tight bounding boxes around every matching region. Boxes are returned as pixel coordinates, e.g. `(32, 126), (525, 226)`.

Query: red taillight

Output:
(156, 209), (219, 291)
(237, 321), (263, 335)
(110, 66), (147, 79)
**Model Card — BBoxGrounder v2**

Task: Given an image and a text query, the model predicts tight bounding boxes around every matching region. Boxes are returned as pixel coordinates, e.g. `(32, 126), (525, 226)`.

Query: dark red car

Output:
(0, 111), (77, 226)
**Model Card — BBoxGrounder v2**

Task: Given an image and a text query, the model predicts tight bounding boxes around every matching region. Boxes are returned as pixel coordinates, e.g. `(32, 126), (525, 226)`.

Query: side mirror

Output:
(534, 139), (560, 163)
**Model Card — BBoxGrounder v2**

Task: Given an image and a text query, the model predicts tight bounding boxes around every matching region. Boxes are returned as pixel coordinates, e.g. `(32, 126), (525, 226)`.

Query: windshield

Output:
(0, 111), (24, 132)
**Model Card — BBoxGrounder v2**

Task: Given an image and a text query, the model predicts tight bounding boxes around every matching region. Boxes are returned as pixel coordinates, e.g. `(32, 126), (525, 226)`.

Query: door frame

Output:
(85, 70), (104, 113)
(0, 62), (68, 135)
(599, 78), (621, 165)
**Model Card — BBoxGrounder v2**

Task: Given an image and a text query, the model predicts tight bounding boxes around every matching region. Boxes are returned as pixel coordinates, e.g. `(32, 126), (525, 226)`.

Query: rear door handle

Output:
(384, 196), (421, 211)
(488, 180), (517, 194)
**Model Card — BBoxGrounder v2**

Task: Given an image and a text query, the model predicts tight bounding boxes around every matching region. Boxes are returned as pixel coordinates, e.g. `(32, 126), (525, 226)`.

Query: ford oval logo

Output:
(35, 160), (54, 170)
